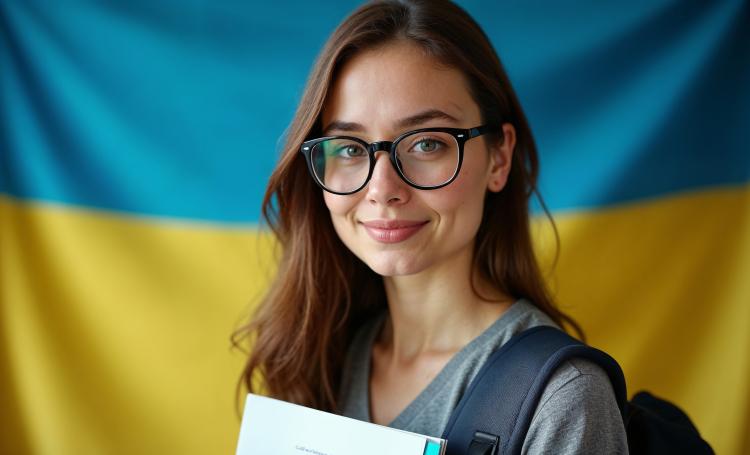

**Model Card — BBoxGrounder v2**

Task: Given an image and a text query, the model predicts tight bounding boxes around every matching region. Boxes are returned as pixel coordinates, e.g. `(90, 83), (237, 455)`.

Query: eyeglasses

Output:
(299, 125), (499, 195)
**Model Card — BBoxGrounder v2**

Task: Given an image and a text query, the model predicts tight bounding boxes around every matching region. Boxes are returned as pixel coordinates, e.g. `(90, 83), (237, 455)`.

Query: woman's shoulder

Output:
(500, 298), (558, 330)
(476, 298), (559, 352)
(523, 357), (629, 454)
(496, 301), (628, 453)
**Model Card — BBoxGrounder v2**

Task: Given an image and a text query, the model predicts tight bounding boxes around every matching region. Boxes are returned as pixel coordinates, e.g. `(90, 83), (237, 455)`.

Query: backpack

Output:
(441, 326), (714, 455)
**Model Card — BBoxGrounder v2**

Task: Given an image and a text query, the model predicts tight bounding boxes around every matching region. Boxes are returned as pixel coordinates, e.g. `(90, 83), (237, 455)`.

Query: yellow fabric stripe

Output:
(2, 184), (748, 454)
(1, 195), (276, 454)
(534, 184), (749, 455)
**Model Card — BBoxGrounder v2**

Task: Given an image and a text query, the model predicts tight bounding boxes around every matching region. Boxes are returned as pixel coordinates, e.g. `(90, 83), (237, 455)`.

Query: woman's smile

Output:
(359, 219), (430, 243)
(319, 40), (509, 278)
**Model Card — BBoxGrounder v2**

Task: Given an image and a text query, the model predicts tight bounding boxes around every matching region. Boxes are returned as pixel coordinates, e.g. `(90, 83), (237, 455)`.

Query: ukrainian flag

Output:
(1, 1), (747, 453)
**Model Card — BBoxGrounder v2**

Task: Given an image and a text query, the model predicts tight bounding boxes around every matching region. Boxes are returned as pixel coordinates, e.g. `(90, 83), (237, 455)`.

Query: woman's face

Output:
(320, 41), (514, 278)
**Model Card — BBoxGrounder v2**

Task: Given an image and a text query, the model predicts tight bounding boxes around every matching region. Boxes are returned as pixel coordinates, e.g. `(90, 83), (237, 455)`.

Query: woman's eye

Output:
(336, 145), (366, 157)
(413, 138), (442, 153)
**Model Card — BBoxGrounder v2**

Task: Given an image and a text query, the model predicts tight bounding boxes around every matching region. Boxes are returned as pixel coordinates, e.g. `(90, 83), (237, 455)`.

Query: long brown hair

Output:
(233, 0), (582, 413)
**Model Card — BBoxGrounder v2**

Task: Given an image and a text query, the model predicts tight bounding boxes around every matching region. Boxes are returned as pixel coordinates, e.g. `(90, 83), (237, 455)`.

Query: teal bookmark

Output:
(423, 440), (441, 455)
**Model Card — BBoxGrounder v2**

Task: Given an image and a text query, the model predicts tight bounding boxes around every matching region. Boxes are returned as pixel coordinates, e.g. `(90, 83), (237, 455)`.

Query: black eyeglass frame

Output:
(299, 124), (500, 195)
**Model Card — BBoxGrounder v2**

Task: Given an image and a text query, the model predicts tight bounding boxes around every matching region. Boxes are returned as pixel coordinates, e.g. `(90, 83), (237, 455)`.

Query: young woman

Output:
(236, 0), (627, 453)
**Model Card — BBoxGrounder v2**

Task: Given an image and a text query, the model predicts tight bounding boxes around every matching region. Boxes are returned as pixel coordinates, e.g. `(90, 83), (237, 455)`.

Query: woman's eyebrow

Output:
(323, 109), (460, 135)
(395, 109), (460, 130)
(323, 120), (362, 135)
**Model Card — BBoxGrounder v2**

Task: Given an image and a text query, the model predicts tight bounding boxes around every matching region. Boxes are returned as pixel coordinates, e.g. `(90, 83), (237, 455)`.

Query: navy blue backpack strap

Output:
(441, 325), (627, 455)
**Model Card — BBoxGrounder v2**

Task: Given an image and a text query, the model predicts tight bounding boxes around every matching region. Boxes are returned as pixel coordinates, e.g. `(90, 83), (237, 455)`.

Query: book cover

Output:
(236, 393), (445, 455)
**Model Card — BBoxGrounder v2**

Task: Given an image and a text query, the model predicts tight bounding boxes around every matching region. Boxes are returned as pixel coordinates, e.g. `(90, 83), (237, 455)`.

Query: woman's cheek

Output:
(323, 192), (358, 218)
(429, 172), (482, 211)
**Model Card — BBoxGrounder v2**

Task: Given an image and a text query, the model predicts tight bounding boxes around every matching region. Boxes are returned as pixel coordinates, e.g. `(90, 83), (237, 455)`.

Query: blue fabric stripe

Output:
(1, 0), (747, 223)
(486, 0), (750, 210)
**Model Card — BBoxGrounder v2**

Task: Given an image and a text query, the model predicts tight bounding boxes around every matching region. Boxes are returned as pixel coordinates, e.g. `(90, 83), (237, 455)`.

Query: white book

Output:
(236, 393), (446, 455)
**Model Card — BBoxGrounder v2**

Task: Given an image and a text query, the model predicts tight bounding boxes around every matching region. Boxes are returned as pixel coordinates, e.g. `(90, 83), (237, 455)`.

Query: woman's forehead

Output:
(322, 41), (481, 135)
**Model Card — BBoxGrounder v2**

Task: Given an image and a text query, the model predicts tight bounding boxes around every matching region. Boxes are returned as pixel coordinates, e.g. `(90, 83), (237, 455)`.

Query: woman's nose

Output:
(365, 151), (410, 206)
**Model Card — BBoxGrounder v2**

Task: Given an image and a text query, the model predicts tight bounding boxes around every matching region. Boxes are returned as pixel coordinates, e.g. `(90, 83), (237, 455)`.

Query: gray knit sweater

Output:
(337, 299), (628, 454)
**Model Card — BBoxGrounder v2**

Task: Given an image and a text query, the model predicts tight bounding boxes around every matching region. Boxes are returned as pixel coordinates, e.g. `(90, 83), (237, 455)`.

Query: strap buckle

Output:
(467, 431), (499, 455)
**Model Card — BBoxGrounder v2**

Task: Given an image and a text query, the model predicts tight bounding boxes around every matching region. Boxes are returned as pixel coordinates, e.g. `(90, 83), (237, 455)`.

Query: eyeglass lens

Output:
(310, 131), (460, 193)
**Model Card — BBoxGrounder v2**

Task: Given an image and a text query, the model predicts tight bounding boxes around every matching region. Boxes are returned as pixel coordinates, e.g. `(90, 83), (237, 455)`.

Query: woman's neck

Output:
(379, 248), (513, 363)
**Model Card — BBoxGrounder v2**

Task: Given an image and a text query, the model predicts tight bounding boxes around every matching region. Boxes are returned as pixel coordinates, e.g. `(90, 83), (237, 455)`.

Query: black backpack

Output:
(441, 326), (714, 455)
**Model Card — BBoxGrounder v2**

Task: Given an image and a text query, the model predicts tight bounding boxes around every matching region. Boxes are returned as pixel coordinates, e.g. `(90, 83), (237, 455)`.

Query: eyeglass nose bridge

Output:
(366, 140), (404, 187)
(367, 140), (402, 176)
(368, 141), (395, 154)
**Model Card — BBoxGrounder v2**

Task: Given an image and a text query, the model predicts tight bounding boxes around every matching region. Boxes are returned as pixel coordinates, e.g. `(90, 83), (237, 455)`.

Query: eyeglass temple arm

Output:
(468, 124), (501, 138)
(469, 125), (503, 139)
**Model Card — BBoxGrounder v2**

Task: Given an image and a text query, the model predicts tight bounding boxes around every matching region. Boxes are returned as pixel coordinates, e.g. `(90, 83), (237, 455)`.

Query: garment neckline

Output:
(362, 298), (531, 427)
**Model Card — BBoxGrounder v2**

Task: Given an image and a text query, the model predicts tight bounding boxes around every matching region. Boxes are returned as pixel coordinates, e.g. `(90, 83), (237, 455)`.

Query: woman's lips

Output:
(360, 219), (429, 243)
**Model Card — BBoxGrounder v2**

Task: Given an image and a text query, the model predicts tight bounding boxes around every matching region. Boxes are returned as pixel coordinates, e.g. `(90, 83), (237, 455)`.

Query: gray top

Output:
(338, 299), (628, 454)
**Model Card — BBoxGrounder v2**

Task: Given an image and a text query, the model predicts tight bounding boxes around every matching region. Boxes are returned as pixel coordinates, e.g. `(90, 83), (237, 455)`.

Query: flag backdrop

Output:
(1, 0), (748, 453)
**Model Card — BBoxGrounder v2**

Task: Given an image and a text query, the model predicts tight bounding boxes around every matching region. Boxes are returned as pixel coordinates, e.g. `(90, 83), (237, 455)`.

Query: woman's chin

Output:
(362, 253), (425, 277)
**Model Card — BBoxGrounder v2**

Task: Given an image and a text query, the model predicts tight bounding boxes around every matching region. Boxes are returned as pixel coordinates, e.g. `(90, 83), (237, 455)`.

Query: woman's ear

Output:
(487, 123), (515, 192)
